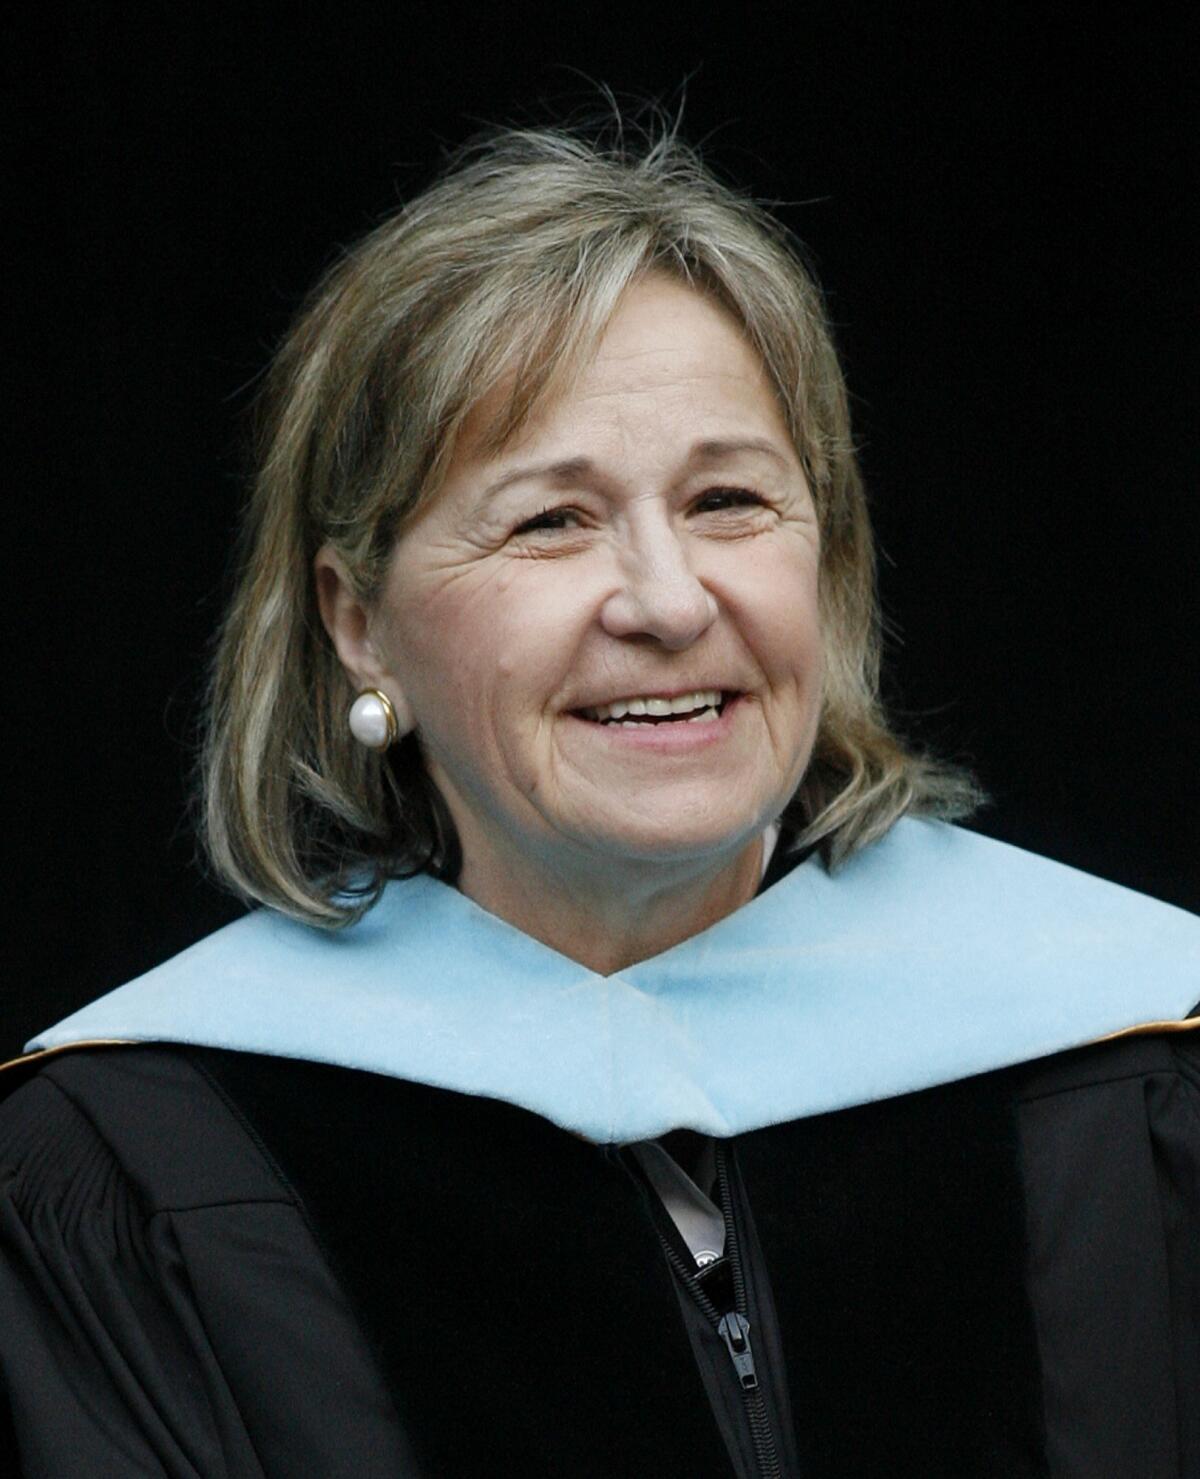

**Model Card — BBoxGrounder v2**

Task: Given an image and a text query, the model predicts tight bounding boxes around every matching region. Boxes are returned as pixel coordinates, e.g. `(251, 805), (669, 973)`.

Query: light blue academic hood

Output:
(26, 820), (1200, 1142)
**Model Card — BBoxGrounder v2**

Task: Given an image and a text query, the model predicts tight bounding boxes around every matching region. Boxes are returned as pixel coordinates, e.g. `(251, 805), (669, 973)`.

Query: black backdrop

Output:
(7, 7), (1197, 1056)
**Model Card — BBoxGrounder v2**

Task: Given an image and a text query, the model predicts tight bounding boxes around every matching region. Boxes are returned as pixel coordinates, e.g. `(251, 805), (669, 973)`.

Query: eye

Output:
(692, 487), (767, 513)
(511, 505), (581, 536)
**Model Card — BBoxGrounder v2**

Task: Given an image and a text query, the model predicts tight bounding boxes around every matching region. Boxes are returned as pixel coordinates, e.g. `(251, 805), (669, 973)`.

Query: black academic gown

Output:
(2, 1019), (1199, 1477)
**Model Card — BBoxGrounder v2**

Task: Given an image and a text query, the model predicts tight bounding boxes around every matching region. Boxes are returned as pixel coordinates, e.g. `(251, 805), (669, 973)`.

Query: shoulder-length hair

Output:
(200, 117), (984, 926)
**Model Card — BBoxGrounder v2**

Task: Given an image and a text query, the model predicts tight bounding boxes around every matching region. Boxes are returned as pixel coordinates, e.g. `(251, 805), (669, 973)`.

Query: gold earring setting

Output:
(348, 688), (399, 750)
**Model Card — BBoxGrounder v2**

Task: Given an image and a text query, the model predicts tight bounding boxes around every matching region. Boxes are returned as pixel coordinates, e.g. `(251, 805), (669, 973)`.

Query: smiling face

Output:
(357, 274), (823, 893)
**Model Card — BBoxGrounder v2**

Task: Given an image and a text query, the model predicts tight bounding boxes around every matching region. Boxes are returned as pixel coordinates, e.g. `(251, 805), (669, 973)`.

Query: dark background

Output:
(6, 6), (1197, 1056)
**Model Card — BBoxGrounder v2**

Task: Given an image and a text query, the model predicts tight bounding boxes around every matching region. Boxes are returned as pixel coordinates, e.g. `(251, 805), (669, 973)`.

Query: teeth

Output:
(585, 689), (723, 723)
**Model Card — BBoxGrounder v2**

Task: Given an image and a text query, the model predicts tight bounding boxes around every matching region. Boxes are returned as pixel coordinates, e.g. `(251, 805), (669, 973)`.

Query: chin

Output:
(578, 811), (768, 868)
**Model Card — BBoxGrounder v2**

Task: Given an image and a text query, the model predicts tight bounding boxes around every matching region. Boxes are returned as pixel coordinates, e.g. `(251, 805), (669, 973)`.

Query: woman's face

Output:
(368, 275), (823, 886)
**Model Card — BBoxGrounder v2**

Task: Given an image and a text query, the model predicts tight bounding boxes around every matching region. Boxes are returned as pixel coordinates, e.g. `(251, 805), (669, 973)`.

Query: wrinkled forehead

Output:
(442, 273), (798, 488)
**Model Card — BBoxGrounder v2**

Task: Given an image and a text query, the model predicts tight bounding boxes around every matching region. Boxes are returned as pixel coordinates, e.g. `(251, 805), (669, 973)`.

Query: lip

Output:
(571, 685), (735, 710)
(564, 693), (746, 751)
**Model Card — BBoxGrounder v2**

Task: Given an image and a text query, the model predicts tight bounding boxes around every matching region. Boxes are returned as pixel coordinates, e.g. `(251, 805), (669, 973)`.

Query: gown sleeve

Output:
(1016, 1029), (1200, 1477)
(0, 1051), (418, 1478)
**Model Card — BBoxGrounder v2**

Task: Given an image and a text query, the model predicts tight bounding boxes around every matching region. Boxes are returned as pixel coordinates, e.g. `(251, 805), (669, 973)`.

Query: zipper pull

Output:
(717, 1311), (759, 1390)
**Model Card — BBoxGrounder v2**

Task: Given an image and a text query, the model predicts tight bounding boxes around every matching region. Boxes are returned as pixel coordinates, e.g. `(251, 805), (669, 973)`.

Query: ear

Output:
(313, 544), (416, 738)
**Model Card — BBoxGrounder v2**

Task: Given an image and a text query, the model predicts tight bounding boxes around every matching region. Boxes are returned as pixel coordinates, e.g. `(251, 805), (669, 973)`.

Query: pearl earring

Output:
(348, 688), (399, 750)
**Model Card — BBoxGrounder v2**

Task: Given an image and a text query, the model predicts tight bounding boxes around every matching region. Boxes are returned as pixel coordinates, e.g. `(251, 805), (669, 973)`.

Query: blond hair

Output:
(200, 116), (984, 926)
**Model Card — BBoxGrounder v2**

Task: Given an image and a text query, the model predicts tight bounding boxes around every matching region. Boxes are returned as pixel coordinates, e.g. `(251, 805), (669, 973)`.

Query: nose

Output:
(599, 514), (719, 650)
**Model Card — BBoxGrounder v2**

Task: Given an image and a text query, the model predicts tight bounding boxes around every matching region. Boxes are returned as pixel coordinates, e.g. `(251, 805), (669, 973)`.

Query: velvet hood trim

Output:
(20, 819), (1200, 1142)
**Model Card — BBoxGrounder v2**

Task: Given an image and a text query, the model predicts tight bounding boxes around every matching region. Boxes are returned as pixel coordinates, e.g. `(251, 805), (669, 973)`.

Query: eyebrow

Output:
(479, 438), (792, 501)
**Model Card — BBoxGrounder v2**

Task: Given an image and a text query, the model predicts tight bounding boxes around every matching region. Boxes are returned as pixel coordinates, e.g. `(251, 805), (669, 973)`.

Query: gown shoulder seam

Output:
(182, 1050), (339, 1262)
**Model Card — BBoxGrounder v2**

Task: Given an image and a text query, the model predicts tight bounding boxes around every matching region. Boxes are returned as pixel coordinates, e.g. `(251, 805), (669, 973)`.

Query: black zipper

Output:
(651, 1143), (785, 1478)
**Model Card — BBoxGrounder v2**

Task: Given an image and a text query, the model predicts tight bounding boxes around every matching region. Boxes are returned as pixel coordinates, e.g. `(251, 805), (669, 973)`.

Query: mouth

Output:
(571, 688), (735, 727)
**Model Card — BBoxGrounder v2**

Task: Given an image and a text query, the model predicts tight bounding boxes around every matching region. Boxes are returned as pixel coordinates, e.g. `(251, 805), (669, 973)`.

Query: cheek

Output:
(737, 547), (823, 680)
(391, 564), (586, 743)
(480, 562), (596, 677)
(388, 560), (514, 682)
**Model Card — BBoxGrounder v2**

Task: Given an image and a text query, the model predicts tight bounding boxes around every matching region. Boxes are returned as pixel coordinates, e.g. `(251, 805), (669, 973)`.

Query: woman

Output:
(2, 121), (1198, 1478)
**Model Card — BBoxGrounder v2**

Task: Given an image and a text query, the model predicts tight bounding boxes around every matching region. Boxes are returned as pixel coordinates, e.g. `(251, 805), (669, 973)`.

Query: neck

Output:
(456, 836), (766, 976)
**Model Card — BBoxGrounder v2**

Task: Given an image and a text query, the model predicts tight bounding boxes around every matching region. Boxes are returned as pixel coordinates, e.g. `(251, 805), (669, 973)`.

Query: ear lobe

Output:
(313, 545), (417, 740)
